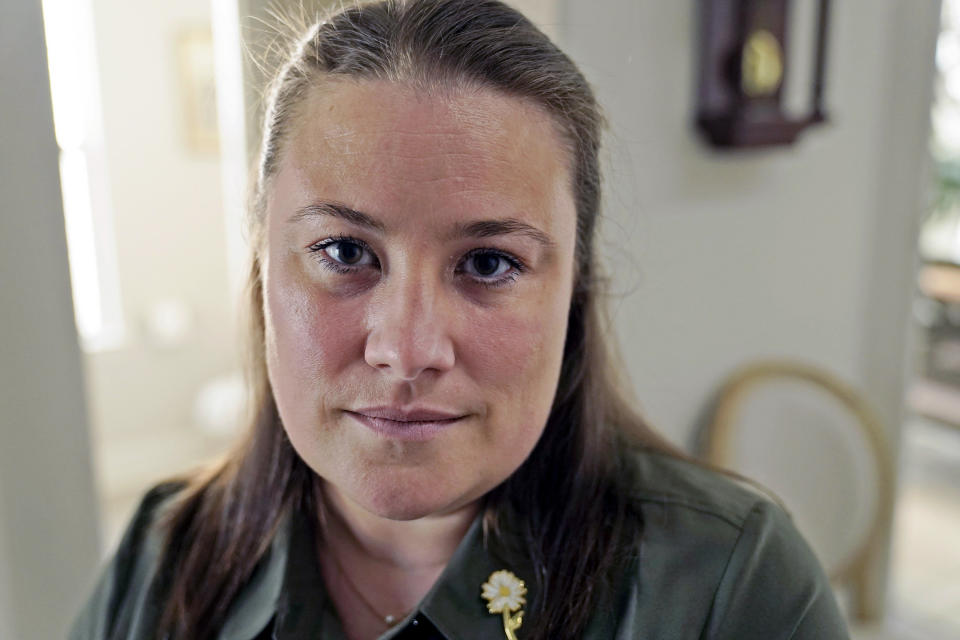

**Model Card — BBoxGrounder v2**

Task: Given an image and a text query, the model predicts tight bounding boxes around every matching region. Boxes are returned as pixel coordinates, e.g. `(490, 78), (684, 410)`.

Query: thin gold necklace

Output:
(326, 546), (410, 628)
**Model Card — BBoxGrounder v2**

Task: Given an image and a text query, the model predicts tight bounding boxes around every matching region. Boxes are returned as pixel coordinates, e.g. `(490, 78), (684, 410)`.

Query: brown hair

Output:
(158, 1), (684, 638)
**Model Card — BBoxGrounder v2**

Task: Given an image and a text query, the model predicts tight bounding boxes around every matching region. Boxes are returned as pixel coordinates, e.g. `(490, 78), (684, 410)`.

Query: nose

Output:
(364, 272), (455, 381)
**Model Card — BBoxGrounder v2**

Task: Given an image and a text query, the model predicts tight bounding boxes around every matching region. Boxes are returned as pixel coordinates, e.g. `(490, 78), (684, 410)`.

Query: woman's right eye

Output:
(309, 237), (379, 272)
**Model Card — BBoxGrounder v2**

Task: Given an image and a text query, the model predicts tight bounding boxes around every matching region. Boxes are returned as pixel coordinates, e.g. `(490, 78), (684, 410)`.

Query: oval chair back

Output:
(697, 360), (894, 621)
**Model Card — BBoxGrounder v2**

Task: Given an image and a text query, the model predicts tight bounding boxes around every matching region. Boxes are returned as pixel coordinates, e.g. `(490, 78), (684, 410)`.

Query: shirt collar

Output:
(215, 513), (291, 640)
(217, 507), (538, 640)
(399, 516), (537, 640)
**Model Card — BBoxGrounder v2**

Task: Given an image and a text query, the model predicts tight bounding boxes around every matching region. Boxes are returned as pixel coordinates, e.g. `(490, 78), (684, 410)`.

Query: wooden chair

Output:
(697, 360), (895, 621)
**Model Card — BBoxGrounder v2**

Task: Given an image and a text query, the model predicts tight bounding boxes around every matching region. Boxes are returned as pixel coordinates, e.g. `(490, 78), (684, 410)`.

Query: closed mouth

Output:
(349, 406), (467, 422)
(345, 409), (466, 441)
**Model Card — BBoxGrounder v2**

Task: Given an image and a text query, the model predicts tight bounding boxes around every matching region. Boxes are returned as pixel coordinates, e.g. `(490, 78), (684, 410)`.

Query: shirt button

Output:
(412, 618), (419, 626)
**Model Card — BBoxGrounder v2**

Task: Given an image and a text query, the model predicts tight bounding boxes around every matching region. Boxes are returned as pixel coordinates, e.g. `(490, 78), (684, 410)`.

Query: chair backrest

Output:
(698, 360), (894, 586)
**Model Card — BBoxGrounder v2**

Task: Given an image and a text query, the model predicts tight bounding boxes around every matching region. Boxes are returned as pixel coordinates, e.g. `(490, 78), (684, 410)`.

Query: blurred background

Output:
(1, 0), (958, 638)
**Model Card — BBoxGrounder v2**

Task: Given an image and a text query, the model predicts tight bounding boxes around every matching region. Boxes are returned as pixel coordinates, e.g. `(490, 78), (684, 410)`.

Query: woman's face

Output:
(262, 80), (577, 521)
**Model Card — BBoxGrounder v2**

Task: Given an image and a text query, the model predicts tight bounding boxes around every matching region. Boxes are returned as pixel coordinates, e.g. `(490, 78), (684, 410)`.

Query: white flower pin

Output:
(481, 570), (526, 640)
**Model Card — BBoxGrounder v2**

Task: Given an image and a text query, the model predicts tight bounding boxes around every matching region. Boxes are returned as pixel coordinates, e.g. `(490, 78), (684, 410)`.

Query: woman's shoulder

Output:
(69, 481), (186, 640)
(628, 447), (771, 528)
(614, 449), (850, 639)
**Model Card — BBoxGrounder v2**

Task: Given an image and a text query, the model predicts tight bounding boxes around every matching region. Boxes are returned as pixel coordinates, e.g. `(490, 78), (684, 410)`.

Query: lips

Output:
(345, 406), (467, 441)
(351, 406), (466, 422)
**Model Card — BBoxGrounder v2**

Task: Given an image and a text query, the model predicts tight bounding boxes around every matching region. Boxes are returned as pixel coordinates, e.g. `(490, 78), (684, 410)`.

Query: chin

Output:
(364, 501), (441, 521)
(350, 472), (486, 521)
(360, 487), (459, 521)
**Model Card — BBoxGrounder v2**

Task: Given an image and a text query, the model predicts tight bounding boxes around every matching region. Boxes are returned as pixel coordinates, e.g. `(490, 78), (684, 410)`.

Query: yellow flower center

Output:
(499, 585), (512, 597)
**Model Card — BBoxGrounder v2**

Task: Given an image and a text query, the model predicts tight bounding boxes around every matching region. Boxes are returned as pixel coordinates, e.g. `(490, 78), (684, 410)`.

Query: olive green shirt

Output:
(70, 451), (850, 639)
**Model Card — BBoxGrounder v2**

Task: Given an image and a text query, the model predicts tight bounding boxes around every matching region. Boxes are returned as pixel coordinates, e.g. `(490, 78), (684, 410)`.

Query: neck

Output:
(316, 483), (481, 638)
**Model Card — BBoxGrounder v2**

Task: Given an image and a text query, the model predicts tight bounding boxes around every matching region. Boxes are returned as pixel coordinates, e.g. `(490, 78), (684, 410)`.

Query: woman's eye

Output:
(320, 240), (376, 267)
(460, 250), (522, 283)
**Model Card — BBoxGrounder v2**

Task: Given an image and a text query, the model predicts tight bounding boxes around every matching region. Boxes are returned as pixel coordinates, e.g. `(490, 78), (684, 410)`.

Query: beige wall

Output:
(560, 0), (937, 449)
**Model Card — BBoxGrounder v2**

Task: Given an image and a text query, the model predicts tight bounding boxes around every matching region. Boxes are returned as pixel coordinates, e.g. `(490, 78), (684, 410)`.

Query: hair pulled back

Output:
(158, 2), (678, 638)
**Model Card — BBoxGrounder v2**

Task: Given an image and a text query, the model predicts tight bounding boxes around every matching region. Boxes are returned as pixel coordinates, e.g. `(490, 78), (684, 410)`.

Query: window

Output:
(42, 0), (124, 351)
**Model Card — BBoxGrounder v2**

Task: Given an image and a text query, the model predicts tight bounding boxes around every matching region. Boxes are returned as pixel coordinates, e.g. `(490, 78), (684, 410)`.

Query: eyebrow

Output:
(289, 202), (386, 231)
(290, 201), (555, 249)
(449, 218), (556, 249)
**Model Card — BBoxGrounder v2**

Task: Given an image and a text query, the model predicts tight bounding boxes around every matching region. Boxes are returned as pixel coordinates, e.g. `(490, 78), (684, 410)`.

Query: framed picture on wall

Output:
(176, 26), (219, 155)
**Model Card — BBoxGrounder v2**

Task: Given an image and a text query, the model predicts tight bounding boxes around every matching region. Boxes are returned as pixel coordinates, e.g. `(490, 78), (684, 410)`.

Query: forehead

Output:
(270, 79), (575, 234)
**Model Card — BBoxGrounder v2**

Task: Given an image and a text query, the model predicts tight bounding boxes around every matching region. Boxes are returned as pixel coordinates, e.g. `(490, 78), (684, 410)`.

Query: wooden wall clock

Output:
(696, 0), (831, 148)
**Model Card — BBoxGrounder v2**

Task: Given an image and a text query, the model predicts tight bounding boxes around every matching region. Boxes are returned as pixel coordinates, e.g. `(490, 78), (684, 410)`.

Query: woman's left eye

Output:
(309, 237), (378, 272)
(458, 250), (524, 284)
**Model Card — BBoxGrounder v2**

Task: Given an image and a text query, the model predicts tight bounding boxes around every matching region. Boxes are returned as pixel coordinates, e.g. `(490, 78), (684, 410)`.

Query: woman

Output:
(71, 1), (849, 638)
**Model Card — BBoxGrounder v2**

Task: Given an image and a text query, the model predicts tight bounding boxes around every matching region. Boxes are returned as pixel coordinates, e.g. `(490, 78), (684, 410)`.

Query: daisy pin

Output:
(481, 570), (526, 640)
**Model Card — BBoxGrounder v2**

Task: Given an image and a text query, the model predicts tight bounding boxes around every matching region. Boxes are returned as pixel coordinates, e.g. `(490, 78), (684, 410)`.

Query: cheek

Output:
(463, 291), (569, 422)
(263, 263), (365, 408)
